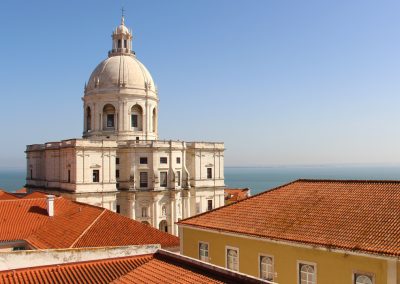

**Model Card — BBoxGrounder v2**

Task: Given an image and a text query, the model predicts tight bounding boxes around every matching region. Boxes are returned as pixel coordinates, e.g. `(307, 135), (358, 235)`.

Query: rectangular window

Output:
(116, 170), (120, 178)
(354, 273), (373, 284)
(196, 202), (201, 214)
(207, 200), (213, 211)
(160, 157), (168, 164)
(139, 172), (148, 188)
(30, 169), (33, 179)
(160, 171), (167, 187)
(199, 242), (209, 262)
(176, 157), (181, 164)
(67, 169), (71, 183)
(131, 114), (138, 127)
(116, 157), (120, 164)
(107, 114), (114, 127)
(177, 171), (181, 186)
(299, 263), (316, 284)
(260, 255), (274, 281)
(92, 170), (99, 182)
(116, 205), (120, 213)
(124, 39), (127, 48)
(142, 207), (148, 217)
(207, 167), (212, 179)
(117, 39), (121, 49)
(140, 157), (148, 164)
(226, 247), (239, 271)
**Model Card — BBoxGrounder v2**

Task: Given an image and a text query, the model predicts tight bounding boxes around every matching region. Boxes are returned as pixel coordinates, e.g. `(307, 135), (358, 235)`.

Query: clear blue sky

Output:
(1, 0), (400, 169)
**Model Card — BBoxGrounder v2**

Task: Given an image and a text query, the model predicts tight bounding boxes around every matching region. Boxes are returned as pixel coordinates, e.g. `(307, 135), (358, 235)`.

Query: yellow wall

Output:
(182, 226), (396, 284)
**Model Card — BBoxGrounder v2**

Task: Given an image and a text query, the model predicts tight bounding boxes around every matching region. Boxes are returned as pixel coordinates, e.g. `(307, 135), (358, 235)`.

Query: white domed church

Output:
(26, 16), (225, 235)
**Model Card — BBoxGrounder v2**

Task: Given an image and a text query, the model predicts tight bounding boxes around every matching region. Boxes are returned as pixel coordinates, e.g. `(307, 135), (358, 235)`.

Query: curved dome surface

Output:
(86, 55), (156, 94)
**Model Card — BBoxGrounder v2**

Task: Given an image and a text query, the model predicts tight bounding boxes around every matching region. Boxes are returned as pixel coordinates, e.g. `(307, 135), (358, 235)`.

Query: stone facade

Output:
(26, 16), (225, 235)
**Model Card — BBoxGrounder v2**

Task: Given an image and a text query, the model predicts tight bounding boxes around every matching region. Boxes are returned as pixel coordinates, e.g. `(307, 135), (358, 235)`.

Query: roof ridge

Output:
(69, 209), (107, 248)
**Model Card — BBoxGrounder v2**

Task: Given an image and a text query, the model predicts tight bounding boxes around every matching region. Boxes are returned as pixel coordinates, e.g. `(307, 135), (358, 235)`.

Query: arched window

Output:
(260, 256), (273, 281)
(159, 220), (168, 233)
(103, 104), (116, 130)
(161, 205), (166, 216)
(299, 264), (315, 284)
(152, 107), (157, 133)
(86, 106), (91, 131)
(131, 104), (143, 131)
(355, 275), (373, 284)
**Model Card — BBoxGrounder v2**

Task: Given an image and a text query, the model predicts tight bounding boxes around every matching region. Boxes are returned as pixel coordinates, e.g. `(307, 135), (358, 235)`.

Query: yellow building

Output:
(178, 180), (400, 284)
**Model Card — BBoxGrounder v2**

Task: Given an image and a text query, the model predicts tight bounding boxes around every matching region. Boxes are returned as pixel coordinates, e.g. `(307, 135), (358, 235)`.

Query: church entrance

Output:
(159, 220), (168, 233)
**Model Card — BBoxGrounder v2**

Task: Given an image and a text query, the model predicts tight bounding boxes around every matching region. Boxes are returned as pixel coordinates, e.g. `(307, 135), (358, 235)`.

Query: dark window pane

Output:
(93, 170), (99, 182)
(107, 114), (114, 127)
(131, 114), (138, 127)
(140, 157), (148, 164)
(140, 172), (148, 188)
(160, 157), (167, 164)
(160, 172), (167, 187)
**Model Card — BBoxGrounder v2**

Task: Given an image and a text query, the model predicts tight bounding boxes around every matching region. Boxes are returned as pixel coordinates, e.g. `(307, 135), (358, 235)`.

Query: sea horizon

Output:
(1, 164), (400, 194)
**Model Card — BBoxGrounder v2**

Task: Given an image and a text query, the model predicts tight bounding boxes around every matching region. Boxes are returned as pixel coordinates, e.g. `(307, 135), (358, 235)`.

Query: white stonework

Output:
(26, 16), (225, 235)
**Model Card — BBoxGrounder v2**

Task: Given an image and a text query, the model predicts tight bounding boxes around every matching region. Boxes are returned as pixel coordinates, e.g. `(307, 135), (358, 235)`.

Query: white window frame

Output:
(352, 271), (375, 284)
(297, 260), (317, 284)
(258, 253), (274, 281)
(198, 241), (209, 262)
(225, 246), (239, 272)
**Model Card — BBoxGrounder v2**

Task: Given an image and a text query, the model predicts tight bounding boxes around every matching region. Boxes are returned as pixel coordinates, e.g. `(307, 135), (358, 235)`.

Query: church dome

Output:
(86, 55), (156, 94)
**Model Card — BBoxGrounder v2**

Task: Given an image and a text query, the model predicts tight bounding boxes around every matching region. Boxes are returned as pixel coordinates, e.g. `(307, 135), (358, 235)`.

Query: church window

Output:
(160, 157), (167, 164)
(160, 171), (167, 187)
(107, 114), (114, 127)
(131, 105), (143, 130)
(116, 205), (120, 213)
(117, 39), (121, 49)
(141, 207), (148, 217)
(131, 114), (138, 127)
(162, 205), (166, 216)
(92, 170), (99, 182)
(260, 255), (274, 281)
(30, 169), (33, 179)
(124, 39), (127, 48)
(207, 167), (213, 179)
(199, 242), (209, 262)
(196, 202), (201, 214)
(152, 108), (157, 132)
(207, 200), (213, 211)
(226, 247), (239, 271)
(177, 171), (181, 186)
(116, 157), (120, 164)
(67, 170), (71, 183)
(176, 157), (181, 164)
(140, 157), (148, 164)
(139, 172), (148, 188)
(86, 107), (91, 131)
(116, 170), (119, 178)
(354, 274), (373, 284)
(299, 263), (316, 284)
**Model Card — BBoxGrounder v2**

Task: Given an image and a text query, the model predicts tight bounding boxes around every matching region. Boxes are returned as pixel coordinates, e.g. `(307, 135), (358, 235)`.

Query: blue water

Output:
(1, 166), (400, 194)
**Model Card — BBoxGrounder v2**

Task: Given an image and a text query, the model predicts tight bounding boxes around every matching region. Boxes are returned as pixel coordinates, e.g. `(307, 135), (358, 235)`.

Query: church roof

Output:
(180, 179), (400, 257)
(0, 195), (179, 249)
(0, 250), (266, 284)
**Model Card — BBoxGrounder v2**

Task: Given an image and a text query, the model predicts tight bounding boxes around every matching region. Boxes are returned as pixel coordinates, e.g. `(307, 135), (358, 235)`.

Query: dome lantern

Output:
(109, 14), (134, 57)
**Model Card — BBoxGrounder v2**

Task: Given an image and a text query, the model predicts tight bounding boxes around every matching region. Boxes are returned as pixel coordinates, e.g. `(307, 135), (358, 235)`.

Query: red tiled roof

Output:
(0, 190), (18, 200)
(224, 188), (250, 203)
(0, 254), (152, 284)
(0, 251), (265, 284)
(181, 179), (400, 257)
(15, 187), (27, 193)
(0, 196), (179, 249)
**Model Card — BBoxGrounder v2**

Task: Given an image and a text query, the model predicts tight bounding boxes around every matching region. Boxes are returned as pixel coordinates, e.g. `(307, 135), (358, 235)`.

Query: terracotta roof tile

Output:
(224, 188), (250, 203)
(181, 179), (400, 257)
(0, 254), (153, 284)
(0, 190), (18, 200)
(0, 251), (265, 284)
(0, 196), (179, 249)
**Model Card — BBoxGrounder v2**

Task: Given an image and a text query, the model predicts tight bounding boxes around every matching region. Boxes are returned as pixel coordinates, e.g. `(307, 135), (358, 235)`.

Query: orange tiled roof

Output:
(15, 187), (27, 193)
(181, 179), (400, 257)
(224, 188), (250, 203)
(0, 190), (18, 200)
(0, 196), (179, 249)
(0, 254), (152, 284)
(0, 251), (265, 284)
